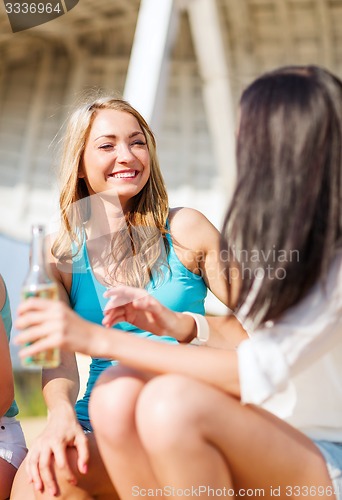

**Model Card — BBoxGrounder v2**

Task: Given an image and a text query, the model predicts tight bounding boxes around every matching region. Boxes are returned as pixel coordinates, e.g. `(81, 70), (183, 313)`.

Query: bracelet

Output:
(183, 312), (210, 345)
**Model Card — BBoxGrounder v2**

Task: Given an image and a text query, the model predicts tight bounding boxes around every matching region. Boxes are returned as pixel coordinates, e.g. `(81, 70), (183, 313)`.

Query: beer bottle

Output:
(21, 224), (60, 368)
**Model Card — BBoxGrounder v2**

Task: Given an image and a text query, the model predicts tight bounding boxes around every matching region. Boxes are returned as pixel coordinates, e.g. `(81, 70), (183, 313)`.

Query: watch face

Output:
(4, 0), (79, 33)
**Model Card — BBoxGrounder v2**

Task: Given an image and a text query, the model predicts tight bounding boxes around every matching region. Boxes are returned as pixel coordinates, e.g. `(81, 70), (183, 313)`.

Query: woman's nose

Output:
(116, 143), (134, 163)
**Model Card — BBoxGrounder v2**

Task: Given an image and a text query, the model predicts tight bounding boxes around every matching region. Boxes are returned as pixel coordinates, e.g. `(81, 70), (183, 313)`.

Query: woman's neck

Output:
(85, 190), (129, 241)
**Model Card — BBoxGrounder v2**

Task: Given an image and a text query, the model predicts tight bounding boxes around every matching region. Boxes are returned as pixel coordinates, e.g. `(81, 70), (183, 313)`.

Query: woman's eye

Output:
(132, 140), (146, 146)
(99, 144), (113, 150)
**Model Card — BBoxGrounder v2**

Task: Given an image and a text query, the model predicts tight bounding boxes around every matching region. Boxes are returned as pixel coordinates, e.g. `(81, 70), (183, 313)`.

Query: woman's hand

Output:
(23, 406), (88, 495)
(103, 285), (196, 342)
(15, 298), (94, 358)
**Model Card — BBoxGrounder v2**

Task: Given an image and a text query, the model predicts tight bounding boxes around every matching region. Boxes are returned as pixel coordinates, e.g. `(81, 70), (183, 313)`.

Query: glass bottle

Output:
(21, 224), (60, 368)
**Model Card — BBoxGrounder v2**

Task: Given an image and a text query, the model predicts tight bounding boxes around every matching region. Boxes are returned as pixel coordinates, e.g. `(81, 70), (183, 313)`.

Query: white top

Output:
(237, 249), (342, 442)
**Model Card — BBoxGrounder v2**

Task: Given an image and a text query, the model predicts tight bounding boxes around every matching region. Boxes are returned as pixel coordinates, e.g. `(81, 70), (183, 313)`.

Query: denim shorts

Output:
(0, 416), (28, 469)
(314, 440), (342, 500)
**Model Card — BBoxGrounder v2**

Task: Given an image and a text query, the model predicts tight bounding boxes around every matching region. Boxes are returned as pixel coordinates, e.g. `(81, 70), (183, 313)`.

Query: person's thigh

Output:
(137, 374), (334, 498)
(70, 432), (117, 496)
(0, 457), (17, 499)
(10, 433), (118, 500)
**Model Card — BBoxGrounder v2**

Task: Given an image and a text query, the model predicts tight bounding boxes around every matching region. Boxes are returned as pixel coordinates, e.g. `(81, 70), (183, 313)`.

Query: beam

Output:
(228, 0), (257, 81)
(186, 0), (236, 202)
(316, 0), (334, 69)
(123, 0), (179, 132)
(275, 0), (293, 65)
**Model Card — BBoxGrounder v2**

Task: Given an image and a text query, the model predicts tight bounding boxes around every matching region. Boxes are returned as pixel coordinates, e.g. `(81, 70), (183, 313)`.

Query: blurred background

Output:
(0, 0), (342, 422)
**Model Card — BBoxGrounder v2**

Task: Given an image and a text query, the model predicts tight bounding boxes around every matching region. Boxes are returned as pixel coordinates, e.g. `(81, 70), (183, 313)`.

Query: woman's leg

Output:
(89, 366), (163, 499)
(10, 433), (117, 500)
(136, 374), (333, 499)
(0, 458), (16, 499)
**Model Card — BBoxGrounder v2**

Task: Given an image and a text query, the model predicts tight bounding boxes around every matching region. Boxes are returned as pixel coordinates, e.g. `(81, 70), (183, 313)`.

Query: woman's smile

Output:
(107, 169), (140, 180)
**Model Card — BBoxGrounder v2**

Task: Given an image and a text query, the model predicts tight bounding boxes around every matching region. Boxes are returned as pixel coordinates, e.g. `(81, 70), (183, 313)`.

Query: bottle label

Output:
(21, 284), (60, 369)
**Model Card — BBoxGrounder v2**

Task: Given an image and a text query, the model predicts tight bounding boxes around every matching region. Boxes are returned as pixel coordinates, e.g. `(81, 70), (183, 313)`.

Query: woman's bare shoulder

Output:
(169, 206), (209, 224)
(168, 207), (219, 249)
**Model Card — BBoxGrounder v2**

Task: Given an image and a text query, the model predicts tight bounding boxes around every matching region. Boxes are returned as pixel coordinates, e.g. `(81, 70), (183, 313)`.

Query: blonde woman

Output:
(11, 97), (242, 499)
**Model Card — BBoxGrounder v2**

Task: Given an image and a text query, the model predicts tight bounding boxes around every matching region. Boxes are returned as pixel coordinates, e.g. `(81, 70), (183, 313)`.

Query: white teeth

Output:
(112, 171), (136, 178)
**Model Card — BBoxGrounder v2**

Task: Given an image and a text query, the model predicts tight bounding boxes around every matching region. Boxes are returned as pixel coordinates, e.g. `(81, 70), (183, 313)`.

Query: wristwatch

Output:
(183, 312), (210, 345)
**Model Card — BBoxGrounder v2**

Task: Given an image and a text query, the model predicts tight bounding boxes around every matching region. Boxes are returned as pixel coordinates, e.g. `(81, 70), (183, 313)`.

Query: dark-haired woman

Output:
(15, 65), (342, 499)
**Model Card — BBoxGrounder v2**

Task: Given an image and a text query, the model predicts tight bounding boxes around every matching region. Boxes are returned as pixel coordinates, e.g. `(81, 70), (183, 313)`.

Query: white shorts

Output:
(0, 416), (27, 469)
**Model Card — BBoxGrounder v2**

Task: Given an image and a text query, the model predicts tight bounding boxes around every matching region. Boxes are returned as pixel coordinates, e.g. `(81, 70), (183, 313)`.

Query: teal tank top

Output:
(0, 283), (19, 417)
(70, 231), (207, 423)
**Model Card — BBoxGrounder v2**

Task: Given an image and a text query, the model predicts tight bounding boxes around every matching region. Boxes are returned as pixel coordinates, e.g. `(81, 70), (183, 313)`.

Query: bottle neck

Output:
(30, 227), (46, 273)
(23, 225), (52, 288)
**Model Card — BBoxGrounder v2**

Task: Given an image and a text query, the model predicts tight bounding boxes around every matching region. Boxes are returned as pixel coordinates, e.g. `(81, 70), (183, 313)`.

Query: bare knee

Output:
(136, 374), (204, 453)
(89, 365), (146, 446)
(10, 453), (80, 500)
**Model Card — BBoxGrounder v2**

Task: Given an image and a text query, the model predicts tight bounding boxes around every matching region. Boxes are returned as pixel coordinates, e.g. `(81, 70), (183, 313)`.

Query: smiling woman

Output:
(53, 98), (171, 291)
(11, 96), (235, 499)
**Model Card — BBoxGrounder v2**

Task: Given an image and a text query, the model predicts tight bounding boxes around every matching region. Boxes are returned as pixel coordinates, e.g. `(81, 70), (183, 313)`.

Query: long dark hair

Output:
(222, 66), (342, 326)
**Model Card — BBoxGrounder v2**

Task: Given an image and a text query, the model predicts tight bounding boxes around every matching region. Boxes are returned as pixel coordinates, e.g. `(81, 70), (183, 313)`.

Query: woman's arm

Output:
(0, 321), (14, 416)
(15, 298), (241, 398)
(42, 241), (80, 412)
(0, 276), (14, 416)
(103, 284), (247, 349)
(168, 207), (240, 309)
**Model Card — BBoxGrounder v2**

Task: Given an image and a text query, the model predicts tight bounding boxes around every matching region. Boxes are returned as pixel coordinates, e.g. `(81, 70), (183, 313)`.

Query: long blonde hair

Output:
(52, 96), (169, 287)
